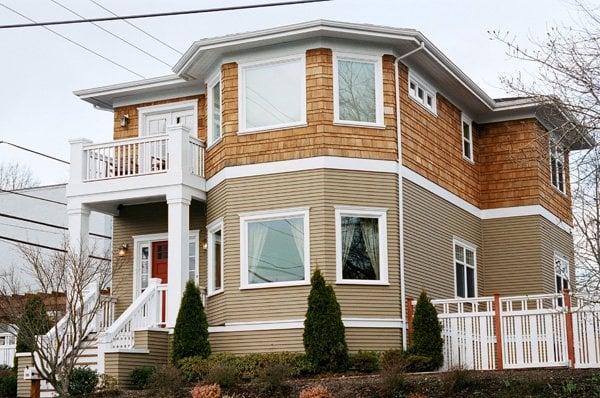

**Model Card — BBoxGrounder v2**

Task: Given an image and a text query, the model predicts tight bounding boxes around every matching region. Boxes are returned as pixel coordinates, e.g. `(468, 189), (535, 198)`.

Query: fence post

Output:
(406, 297), (414, 346)
(563, 288), (576, 368)
(493, 292), (504, 370)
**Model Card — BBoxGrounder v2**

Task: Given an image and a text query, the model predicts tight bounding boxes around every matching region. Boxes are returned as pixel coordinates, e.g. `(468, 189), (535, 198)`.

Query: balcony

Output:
(66, 125), (206, 211)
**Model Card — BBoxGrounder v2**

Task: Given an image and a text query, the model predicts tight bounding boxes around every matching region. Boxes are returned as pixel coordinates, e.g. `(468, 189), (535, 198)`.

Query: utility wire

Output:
(0, 212), (111, 240)
(0, 187), (67, 206)
(0, 235), (111, 262)
(0, 2), (145, 78)
(0, 0), (331, 29)
(0, 141), (69, 165)
(48, 0), (173, 68)
(88, 0), (183, 55)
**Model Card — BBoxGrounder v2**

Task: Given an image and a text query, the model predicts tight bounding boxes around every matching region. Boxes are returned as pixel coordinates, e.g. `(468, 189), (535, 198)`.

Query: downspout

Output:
(395, 42), (424, 350)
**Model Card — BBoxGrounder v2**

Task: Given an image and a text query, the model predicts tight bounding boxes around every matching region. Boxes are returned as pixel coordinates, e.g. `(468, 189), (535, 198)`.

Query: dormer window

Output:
(550, 140), (566, 193)
(408, 71), (437, 114)
(462, 113), (474, 162)
(333, 53), (384, 127)
(239, 55), (306, 133)
(207, 73), (222, 147)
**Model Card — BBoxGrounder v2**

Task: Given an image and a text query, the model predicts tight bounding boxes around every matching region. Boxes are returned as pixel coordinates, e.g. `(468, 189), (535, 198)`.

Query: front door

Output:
(152, 241), (168, 283)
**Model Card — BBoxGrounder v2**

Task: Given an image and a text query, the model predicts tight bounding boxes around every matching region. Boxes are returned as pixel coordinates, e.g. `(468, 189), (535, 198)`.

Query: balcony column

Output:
(166, 192), (191, 328)
(167, 124), (191, 183)
(68, 138), (92, 184)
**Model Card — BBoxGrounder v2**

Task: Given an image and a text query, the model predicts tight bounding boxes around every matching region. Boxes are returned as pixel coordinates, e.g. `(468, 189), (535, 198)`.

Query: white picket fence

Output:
(410, 291), (600, 370)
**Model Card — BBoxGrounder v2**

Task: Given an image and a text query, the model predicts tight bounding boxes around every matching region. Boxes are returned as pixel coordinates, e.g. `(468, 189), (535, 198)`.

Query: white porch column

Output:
(167, 124), (191, 183)
(68, 138), (92, 184)
(67, 204), (90, 254)
(166, 194), (191, 328)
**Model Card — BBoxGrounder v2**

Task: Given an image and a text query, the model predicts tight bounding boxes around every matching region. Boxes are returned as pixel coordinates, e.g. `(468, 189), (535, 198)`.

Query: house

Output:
(17, 20), (592, 392)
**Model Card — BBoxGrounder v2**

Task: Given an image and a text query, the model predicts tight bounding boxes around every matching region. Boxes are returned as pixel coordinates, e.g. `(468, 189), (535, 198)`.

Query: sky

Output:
(0, 0), (585, 185)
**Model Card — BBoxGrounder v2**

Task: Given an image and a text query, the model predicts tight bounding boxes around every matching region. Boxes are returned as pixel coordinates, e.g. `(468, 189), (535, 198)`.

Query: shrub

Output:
(441, 367), (474, 395)
(147, 365), (185, 398)
(299, 384), (332, 398)
(205, 363), (240, 389)
(16, 296), (50, 353)
(380, 365), (407, 398)
(258, 362), (291, 392)
(0, 368), (16, 398)
(349, 351), (380, 373)
(303, 269), (348, 372)
(409, 291), (443, 370)
(402, 354), (433, 373)
(129, 366), (155, 390)
(97, 374), (120, 396)
(68, 367), (98, 397)
(191, 383), (222, 398)
(407, 394), (429, 398)
(380, 350), (404, 371)
(172, 281), (210, 364)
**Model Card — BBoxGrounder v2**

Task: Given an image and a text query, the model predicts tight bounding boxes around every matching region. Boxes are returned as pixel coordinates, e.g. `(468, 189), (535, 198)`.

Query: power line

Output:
(0, 212), (111, 240)
(0, 234), (111, 261)
(0, 141), (69, 165)
(48, 0), (173, 68)
(0, 0), (331, 29)
(88, 0), (183, 56)
(0, 2), (145, 78)
(0, 187), (67, 206)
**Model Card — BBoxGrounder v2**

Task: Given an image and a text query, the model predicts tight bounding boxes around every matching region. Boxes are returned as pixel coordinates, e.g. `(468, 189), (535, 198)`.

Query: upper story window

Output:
(335, 206), (388, 285)
(239, 55), (306, 133)
(138, 100), (197, 136)
(408, 71), (437, 115)
(240, 208), (310, 289)
(333, 53), (384, 127)
(462, 114), (474, 162)
(550, 140), (566, 193)
(207, 73), (222, 147)
(454, 239), (477, 298)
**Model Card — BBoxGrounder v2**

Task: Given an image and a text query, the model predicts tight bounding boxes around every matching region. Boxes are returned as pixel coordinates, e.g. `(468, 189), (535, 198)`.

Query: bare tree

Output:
(0, 161), (39, 190)
(490, 1), (599, 296)
(0, 240), (114, 397)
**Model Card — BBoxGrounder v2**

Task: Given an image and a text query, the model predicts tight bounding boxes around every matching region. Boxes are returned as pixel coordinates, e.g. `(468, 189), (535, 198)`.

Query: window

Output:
(240, 208), (310, 289)
(454, 240), (477, 298)
(335, 207), (388, 285)
(189, 240), (197, 283)
(138, 100), (198, 136)
(239, 55), (306, 133)
(207, 73), (222, 146)
(462, 114), (474, 162)
(555, 252), (570, 294)
(140, 245), (150, 292)
(207, 219), (224, 295)
(333, 53), (383, 126)
(408, 71), (437, 114)
(550, 141), (566, 193)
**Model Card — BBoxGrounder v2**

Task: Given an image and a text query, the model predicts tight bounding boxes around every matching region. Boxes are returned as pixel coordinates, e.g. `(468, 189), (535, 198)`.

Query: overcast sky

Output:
(0, 0), (582, 185)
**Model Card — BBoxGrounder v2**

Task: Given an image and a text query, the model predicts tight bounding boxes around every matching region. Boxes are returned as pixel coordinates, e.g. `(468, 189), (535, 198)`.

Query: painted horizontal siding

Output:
(403, 179), (482, 300)
(540, 217), (575, 293)
(16, 354), (32, 398)
(346, 328), (402, 351)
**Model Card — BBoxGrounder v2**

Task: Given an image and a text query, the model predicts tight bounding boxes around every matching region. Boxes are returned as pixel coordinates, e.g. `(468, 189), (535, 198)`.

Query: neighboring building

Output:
(35, 20), (591, 386)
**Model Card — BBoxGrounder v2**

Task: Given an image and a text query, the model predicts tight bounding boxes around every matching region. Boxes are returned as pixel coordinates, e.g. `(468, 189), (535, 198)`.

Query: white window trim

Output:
(554, 251), (570, 291)
(239, 207), (310, 290)
(207, 218), (224, 297)
(462, 113), (474, 163)
(550, 140), (566, 194)
(238, 54), (307, 134)
(453, 238), (478, 299)
(335, 206), (389, 285)
(206, 72), (222, 148)
(138, 100), (198, 136)
(408, 70), (437, 115)
(332, 52), (385, 128)
(132, 230), (200, 300)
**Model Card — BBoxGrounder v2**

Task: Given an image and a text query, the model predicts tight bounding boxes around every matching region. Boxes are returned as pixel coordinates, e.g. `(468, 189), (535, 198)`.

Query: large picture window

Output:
(239, 55), (306, 133)
(333, 53), (383, 126)
(240, 209), (310, 289)
(454, 240), (477, 298)
(207, 219), (224, 296)
(335, 207), (388, 285)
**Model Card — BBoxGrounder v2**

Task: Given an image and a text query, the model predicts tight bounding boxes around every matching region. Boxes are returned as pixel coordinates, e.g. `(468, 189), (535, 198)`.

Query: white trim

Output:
(206, 218), (224, 296)
(208, 317), (405, 333)
(103, 348), (150, 355)
(332, 51), (384, 128)
(461, 113), (474, 163)
(206, 72), (222, 148)
(138, 100), (198, 137)
(238, 54), (307, 134)
(239, 207), (311, 290)
(453, 238), (478, 299)
(408, 69), (437, 115)
(335, 206), (389, 285)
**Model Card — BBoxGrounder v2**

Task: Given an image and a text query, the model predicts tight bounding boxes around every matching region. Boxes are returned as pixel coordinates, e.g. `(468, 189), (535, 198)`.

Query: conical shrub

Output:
(409, 291), (443, 370)
(171, 281), (210, 364)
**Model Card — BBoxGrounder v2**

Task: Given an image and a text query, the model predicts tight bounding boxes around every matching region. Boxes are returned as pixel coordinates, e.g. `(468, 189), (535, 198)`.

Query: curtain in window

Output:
(248, 222), (268, 282)
(360, 218), (379, 279)
(341, 217), (356, 267)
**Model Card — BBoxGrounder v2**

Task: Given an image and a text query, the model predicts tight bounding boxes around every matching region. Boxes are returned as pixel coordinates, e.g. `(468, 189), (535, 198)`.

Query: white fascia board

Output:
(207, 317), (405, 333)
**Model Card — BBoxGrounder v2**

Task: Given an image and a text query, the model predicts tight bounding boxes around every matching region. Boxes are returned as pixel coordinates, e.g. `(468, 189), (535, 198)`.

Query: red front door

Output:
(152, 241), (168, 283)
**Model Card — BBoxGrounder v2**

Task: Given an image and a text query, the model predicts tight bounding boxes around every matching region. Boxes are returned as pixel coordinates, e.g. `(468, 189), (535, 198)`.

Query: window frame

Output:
(239, 207), (311, 290)
(550, 140), (566, 194)
(554, 251), (570, 294)
(408, 71), (437, 115)
(453, 238), (478, 299)
(462, 113), (474, 163)
(207, 218), (224, 297)
(335, 206), (389, 286)
(138, 100), (198, 136)
(206, 72), (222, 148)
(332, 52), (384, 128)
(238, 54), (307, 134)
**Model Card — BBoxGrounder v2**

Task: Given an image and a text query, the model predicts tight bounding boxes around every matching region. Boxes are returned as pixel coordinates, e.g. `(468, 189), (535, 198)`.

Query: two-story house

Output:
(50, 20), (591, 386)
